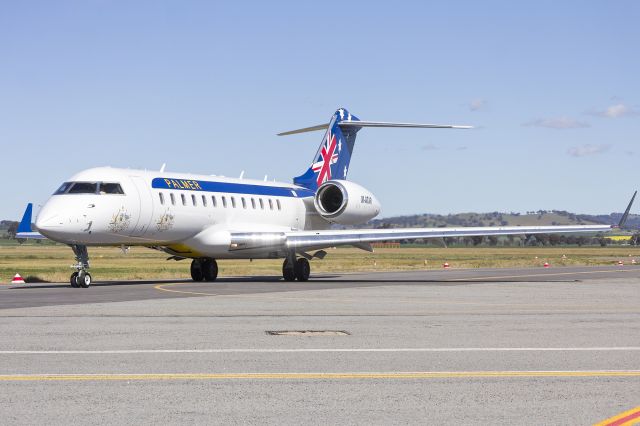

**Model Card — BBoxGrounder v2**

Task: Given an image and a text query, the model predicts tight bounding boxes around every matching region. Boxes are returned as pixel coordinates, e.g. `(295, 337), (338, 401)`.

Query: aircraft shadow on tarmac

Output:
(10, 276), (580, 290)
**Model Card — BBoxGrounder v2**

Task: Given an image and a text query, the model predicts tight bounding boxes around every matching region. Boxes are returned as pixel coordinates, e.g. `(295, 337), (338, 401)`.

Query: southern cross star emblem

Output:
(312, 129), (339, 186)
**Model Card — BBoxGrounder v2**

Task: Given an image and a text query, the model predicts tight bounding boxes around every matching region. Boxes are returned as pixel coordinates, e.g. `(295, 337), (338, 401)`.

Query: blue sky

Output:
(1, 1), (639, 219)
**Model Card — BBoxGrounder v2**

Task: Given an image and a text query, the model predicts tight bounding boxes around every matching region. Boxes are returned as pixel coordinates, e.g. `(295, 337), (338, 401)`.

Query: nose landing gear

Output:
(69, 244), (91, 288)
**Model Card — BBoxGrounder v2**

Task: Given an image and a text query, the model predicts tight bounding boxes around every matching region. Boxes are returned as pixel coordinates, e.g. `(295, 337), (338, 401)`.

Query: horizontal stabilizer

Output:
(278, 120), (472, 136)
(277, 124), (329, 136)
(340, 121), (472, 130)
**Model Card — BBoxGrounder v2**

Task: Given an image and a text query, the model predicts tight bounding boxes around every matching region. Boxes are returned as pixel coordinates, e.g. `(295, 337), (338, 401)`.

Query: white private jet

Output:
(16, 108), (633, 288)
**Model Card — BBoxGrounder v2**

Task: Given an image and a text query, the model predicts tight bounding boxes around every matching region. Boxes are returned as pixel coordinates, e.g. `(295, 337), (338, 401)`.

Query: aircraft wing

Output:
(283, 191), (636, 252)
(283, 224), (612, 252)
(15, 203), (46, 240)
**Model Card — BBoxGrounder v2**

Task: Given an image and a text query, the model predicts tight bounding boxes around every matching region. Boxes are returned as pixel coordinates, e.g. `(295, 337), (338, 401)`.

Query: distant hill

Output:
(368, 210), (640, 230)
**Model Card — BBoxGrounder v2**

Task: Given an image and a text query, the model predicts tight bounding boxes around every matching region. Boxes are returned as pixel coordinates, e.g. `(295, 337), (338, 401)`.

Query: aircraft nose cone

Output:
(34, 202), (63, 236)
(35, 215), (57, 231)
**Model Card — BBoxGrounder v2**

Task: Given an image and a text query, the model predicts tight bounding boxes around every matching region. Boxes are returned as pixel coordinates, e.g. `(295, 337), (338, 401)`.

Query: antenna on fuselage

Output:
(160, 163), (166, 172)
(239, 170), (245, 179)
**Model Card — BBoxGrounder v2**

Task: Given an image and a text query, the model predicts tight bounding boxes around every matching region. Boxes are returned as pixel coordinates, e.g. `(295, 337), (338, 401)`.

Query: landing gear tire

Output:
(202, 258), (218, 282)
(295, 258), (310, 281)
(282, 259), (296, 281)
(190, 259), (204, 282)
(70, 272), (79, 288)
(76, 271), (91, 288)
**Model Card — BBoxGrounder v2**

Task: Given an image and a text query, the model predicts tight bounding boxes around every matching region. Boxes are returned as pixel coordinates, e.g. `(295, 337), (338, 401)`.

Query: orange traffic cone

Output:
(617, 260), (624, 266)
(11, 274), (25, 284)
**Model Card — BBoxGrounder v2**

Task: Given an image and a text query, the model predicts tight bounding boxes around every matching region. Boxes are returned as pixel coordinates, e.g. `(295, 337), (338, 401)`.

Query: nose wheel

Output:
(69, 245), (91, 288)
(71, 271), (92, 288)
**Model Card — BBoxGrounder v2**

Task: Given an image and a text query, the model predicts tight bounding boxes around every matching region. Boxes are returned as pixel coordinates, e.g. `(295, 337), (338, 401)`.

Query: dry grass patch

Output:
(1, 244), (638, 283)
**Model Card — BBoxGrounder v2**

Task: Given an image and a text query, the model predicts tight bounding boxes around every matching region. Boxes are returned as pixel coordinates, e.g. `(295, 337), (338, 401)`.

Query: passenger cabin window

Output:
(191, 194), (197, 206)
(202, 195), (207, 207)
(231, 197), (236, 208)
(211, 196), (217, 207)
(159, 193), (165, 205)
(181, 194), (186, 206)
(276, 199), (281, 210)
(242, 198), (247, 209)
(68, 182), (98, 194)
(99, 183), (124, 194)
(259, 199), (264, 210)
(251, 198), (256, 209)
(268, 199), (273, 210)
(170, 193), (176, 205)
(222, 196), (227, 208)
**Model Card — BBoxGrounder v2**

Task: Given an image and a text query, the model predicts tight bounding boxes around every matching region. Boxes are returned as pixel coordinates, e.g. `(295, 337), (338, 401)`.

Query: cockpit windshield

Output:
(54, 182), (73, 195)
(53, 182), (125, 195)
(99, 183), (124, 194)
(68, 182), (98, 194)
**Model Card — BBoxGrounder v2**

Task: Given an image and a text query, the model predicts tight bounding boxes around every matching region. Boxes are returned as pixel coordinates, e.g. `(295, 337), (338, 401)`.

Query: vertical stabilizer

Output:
(293, 108), (361, 191)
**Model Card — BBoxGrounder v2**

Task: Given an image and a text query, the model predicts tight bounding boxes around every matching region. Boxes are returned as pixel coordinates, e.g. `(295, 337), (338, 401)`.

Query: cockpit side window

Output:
(54, 182), (73, 195)
(99, 183), (124, 195)
(67, 182), (98, 194)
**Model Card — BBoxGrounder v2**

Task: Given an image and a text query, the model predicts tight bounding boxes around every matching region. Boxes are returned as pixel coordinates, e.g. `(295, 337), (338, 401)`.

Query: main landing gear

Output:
(282, 253), (310, 282)
(69, 244), (91, 288)
(190, 258), (218, 282)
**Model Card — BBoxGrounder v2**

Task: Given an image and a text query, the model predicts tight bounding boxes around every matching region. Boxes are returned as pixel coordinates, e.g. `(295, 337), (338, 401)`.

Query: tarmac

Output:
(0, 266), (638, 425)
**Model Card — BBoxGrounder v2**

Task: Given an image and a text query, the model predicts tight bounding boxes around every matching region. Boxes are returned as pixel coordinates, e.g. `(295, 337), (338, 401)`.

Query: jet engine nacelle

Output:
(314, 180), (381, 225)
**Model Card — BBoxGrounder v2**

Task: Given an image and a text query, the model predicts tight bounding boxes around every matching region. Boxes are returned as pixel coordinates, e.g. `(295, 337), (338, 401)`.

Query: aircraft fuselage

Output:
(36, 167), (330, 259)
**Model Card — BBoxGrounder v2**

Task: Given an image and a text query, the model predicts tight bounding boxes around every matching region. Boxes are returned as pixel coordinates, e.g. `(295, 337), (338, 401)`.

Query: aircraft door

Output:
(130, 176), (154, 237)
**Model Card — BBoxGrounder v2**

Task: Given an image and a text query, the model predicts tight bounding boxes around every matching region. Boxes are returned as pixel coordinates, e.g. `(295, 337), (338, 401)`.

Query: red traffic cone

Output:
(617, 260), (624, 266)
(443, 262), (450, 269)
(11, 274), (25, 284)
(543, 262), (550, 268)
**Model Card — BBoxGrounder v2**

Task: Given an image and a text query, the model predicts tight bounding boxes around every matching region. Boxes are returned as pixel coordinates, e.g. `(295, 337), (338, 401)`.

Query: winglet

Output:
(17, 203), (34, 233)
(616, 190), (637, 229)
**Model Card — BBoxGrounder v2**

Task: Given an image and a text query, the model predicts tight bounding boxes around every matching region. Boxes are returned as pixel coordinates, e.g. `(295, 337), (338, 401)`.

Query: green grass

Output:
(1, 244), (639, 283)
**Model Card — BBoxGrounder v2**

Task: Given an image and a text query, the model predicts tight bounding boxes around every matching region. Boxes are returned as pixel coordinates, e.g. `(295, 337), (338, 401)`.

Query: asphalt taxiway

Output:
(0, 266), (638, 424)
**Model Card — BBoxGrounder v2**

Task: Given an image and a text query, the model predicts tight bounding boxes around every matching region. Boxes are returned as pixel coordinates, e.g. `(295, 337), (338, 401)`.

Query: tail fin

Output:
(292, 108), (360, 191)
(16, 203), (45, 239)
(281, 107), (472, 191)
(17, 203), (34, 234)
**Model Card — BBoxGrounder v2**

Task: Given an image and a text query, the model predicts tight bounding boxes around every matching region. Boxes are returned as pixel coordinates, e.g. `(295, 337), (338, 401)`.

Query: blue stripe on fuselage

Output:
(151, 178), (314, 198)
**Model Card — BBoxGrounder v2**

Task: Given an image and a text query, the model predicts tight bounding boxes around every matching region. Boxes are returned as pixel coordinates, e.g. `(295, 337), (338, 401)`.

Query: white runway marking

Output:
(0, 347), (639, 354)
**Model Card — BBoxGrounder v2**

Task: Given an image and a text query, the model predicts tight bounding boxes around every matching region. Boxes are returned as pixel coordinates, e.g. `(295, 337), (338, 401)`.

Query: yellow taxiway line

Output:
(153, 282), (219, 297)
(1, 370), (640, 382)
